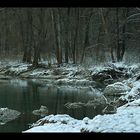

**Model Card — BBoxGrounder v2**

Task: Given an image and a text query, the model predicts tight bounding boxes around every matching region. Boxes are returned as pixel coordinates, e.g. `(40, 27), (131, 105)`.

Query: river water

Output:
(0, 79), (105, 132)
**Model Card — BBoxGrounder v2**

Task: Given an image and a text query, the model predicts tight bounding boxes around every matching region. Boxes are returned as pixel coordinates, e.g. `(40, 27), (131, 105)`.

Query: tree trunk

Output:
(4, 9), (9, 55)
(116, 8), (121, 62)
(120, 25), (125, 61)
(72, 9), (80, 64)
(119, 8), (129, 61)
(64, 8), (70, 63)
(33, 8), (45, 67)
(80, 10), (92, 64)
(22, 9), (32, 63)
(99, 8), (115, 63)
(52, 8), (62, 65)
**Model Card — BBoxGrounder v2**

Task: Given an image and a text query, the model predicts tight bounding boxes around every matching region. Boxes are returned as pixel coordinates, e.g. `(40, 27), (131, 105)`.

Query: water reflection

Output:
(0, 79), (104, 132)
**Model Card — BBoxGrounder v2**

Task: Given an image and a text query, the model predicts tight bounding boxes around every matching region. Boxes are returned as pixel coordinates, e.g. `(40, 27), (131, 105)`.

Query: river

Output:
(0, 79), (105, 132)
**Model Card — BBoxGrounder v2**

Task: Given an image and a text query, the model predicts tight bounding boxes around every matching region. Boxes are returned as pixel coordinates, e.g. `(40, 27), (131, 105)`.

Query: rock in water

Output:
(102, 103), (117, 114)
(103, 82), (131, 96)
(32, 105), (48, 117)
(0, 107), (20, 125)
(64, 102), (85, 109)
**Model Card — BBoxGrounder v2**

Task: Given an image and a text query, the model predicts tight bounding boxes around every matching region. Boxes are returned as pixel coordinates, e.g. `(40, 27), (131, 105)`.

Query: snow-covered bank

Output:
(24, 73), (140, 132)
(82, 99), (140, 132)
(24, 114), (82, 132)
(1, 61), (140, 132)
(24, 99), (140, 133)
(0, 61), (138, 88)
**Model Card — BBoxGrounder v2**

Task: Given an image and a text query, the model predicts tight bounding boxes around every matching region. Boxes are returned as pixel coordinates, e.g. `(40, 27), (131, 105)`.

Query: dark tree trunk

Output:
(116, 8), (121, 62)
(33, 8), (45, 67)
(33, 47), (40, 67)
(57, 9), (62, 64)
(80, 10), (92, 64)
(16, 9), (26, 63)
(22, 9), (32, 63)
(52, 8), (62, 65)
(64, 8), (70, 63)
(120, 25), (125, 61)
(111, 47), (115, 63)
(73, 9), (79, 64)
(119, 8), (129, 61)
(4, 9), (9, 55)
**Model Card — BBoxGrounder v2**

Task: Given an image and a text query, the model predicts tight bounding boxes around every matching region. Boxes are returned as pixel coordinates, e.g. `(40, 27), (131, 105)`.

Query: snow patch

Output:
(24, 114), (82, 133)
(24, 98), (140, 133)
(104, 82), (131, 96)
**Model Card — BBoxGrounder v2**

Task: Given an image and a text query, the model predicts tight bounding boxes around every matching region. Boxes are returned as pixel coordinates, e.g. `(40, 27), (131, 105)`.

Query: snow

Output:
(89, 62), (140, 77)
(119, 80), (140, 102)
(128, 63), (140, 75)
(24, 99), (140, 133)
(83, 99), (140, 132)
(30, 69), (53, 77)
(111, 62), (126, 68)
(24, 123), (80, 133)
(0, 107), (8, 111)
(7, 63), (31, 75)
(89, 65), (106, 75)
(24, 114), (82, 133)
(128, 81), (140, 95)
(103, 82), (131, 96)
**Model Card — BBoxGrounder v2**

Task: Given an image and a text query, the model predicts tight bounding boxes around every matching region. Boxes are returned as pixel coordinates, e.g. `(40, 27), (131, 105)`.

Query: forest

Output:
(0, 8), (139, 66)
(1, 8), (140, 133)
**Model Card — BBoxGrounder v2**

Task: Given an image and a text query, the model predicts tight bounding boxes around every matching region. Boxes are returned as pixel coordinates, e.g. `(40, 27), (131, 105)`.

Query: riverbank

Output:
(0, 61), (136, 88)
(1, 60), (140, 132)
(24, 98), (140, 132)
(24, 67), (140, 132)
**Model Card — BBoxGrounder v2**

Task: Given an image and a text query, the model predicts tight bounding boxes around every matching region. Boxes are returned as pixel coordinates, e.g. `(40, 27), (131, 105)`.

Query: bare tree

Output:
(80, 9), (93, 63)
(51, 8), (62, 65)
(22, 8), (33, 63)
(33, 8), (46, 67)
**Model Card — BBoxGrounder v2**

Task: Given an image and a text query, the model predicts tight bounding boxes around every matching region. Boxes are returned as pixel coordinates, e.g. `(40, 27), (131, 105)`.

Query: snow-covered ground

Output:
(24, 114), (82, 132)
(24, 99), (140, 133)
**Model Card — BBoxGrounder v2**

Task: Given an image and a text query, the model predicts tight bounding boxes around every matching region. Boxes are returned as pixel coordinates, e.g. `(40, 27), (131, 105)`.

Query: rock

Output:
(92, 66), (130, 86)
(102, 103), (117, 114)
(85, 98), (106, 108)
(112, 98), (128, 108)
(0, 75), (12, 80)
(0, 107), (20, 125)
(64, 102), (85, 109)
(65, 95), (108, 110)
(104, 82), (131, 96)
(55, 79), (96, 86)
(135, 73), (140, 81)
(32, 105), (48, 117)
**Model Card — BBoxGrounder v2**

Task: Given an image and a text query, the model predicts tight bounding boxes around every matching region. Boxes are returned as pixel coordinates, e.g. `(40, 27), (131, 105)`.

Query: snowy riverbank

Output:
(22, 62), (140, 132)
(0, 61), (137, 88)
(24, 98), (140, 133)
(1, 61), (140, 132)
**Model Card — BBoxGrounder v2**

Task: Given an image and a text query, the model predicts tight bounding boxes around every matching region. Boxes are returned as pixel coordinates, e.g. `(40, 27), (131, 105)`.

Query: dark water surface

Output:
(0, 79), (104, 132)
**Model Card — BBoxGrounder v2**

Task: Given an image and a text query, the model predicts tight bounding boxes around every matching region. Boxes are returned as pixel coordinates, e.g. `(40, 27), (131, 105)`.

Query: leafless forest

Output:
(0, 8), (139, 67)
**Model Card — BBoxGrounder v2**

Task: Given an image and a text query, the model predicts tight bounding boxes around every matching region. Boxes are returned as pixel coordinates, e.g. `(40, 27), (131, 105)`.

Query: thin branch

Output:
(127, 12), (140, 20)
(85, 43), (105, 51)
